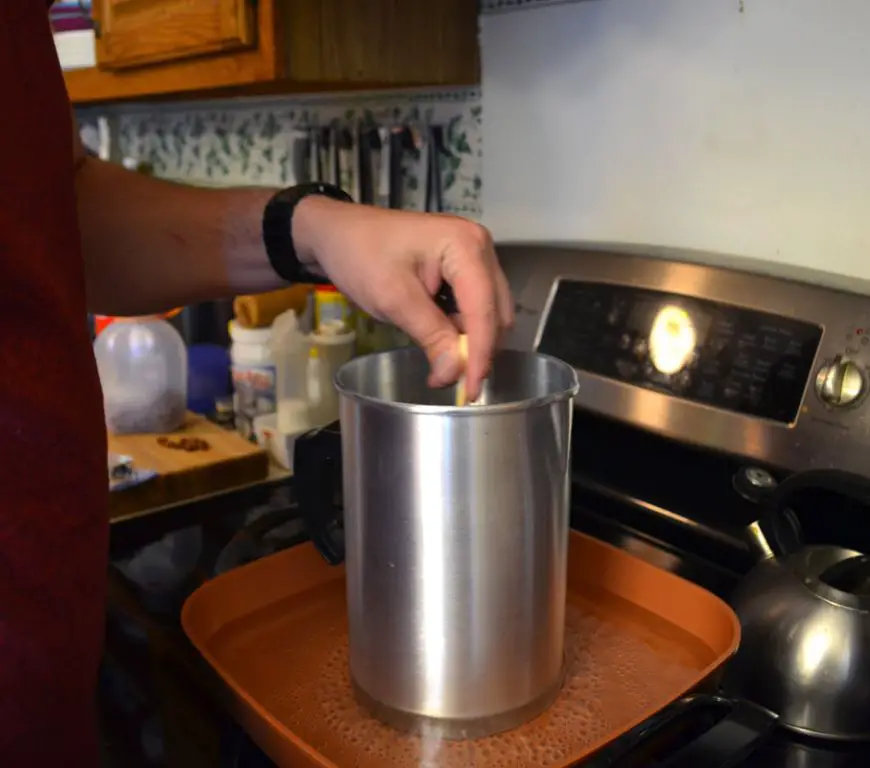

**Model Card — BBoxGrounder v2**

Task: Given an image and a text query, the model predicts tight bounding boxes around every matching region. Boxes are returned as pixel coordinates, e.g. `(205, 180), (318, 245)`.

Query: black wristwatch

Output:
(262, 181), (460, 315)
(262, 182), (353, 284)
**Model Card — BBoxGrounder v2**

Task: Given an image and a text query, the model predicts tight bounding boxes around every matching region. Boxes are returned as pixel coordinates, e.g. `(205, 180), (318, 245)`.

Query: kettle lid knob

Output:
(734, 466), (778, 504)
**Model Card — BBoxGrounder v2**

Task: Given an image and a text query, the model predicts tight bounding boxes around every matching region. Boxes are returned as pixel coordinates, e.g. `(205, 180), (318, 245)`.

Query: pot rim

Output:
(334, 347), (580, 416)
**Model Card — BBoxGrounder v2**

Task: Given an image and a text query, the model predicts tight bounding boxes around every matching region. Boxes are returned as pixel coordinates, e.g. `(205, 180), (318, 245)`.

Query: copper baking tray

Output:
(182, 531), (740, 767)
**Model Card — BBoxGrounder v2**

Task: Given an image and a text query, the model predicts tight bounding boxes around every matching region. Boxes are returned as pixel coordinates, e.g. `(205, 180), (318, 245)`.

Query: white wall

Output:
(481, 0), (870, 281)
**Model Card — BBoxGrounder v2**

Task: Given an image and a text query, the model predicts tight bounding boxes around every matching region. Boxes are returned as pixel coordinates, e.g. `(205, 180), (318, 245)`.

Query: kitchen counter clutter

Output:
(98, 289), (369, 544)
(107, 412), (270, 521)
(65, 0), (479, 104)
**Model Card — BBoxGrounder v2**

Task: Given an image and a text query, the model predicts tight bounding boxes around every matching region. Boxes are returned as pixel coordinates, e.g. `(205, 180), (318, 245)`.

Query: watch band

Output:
(262, 182), (353, 284)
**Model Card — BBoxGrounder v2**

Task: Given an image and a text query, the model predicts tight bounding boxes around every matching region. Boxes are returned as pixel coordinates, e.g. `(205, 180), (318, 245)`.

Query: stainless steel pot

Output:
(724, 469), (870, 741)
(295, 346), (579, 739)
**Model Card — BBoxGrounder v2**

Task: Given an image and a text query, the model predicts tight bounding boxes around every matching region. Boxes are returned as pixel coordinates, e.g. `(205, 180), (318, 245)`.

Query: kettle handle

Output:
(818, 553), (870, 594)
(434, 280), (459, 316)
(756, 468), (870, 558)
(294, 420), (345, 565)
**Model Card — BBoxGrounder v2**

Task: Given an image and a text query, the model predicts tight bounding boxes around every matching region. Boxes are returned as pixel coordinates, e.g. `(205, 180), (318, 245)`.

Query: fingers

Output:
(491, 254), (515, 330)
(448, 250), (513, 335)
(442, 227), (500, 400)
(378, 276), (462, 388)
(359, 213), (513, 402)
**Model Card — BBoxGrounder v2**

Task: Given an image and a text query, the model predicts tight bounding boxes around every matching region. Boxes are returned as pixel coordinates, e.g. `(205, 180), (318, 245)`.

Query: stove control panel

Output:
(498, 243), (870, 473)
(538, 280), (823, 424)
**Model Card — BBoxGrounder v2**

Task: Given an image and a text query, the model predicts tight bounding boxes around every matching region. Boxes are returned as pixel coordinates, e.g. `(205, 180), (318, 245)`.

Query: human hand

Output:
(292, 197), (514, 400)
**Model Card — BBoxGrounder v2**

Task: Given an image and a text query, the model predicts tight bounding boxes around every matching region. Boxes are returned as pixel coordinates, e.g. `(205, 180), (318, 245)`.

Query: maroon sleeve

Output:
(0, 1), (108, 765)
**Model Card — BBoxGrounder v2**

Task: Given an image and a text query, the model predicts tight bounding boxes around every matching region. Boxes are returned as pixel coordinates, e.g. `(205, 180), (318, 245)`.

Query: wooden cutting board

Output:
(108, 413), (269, 520)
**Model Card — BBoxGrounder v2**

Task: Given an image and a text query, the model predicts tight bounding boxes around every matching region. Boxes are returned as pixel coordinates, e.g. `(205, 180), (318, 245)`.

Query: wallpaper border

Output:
(78, 87), (483, 218)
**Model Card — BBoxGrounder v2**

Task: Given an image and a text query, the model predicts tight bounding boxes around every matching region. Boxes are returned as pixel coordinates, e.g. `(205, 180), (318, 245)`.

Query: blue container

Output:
(187, 344), (231, 415)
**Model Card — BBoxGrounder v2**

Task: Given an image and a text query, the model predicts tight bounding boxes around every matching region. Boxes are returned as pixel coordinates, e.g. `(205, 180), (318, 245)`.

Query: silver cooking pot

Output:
(295, 346), (579, 739)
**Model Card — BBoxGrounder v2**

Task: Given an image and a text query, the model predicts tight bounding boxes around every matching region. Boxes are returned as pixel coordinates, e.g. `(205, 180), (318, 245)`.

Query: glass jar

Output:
(95, 315), (188, 434)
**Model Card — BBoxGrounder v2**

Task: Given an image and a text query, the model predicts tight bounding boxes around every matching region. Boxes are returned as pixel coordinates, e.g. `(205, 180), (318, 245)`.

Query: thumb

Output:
(383, 276), (461, 387)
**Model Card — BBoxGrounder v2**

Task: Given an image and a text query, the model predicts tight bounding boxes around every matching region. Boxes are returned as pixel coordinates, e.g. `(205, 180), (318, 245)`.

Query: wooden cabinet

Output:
(65, 0), (479, 105)
(95, 0), (256, 70)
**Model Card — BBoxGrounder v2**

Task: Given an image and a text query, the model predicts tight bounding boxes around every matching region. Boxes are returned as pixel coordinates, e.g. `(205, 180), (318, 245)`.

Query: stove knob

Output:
(815, 355), (865, 407)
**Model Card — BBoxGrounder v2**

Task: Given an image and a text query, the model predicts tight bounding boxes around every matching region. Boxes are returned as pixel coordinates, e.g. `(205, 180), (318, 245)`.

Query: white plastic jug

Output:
(270, 311), (356, 435)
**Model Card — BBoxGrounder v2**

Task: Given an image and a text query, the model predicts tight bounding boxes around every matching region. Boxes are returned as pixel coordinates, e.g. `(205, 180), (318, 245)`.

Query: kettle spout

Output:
(745, 520), (776, 561)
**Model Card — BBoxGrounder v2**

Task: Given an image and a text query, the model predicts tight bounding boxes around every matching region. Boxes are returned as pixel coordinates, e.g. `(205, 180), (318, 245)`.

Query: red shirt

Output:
(0, 1), (107, 765)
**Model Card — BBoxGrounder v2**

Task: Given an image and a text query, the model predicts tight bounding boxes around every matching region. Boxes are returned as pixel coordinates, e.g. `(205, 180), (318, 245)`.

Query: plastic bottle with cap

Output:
(314, 285), (352, 332)
(270, 309), (311, 434)
(307, 319), (356, 426)
(229, 320), (277, 439)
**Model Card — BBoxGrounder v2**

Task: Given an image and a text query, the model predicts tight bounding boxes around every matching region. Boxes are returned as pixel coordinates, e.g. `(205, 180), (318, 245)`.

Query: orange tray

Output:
(182, 531), (740, 767)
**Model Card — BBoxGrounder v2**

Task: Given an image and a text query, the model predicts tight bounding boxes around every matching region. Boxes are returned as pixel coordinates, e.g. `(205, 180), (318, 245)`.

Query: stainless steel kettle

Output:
(724, 468), (870, 741)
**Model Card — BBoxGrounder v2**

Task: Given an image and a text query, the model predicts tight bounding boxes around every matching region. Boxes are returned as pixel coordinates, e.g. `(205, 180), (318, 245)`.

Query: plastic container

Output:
(95, 316), (188, 435)
(187, 343), (231, 415)
(252, 412), (296, 470)
(94, 308), (182, 339)
(314, 285), (352, 331)
(307, 320), (356, 427)
(229, 322), (276, 440)
(270, 310), (311, 435)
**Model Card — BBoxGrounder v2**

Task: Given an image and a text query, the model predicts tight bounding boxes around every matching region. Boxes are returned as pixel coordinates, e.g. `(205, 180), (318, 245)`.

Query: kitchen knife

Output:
(387, 126), (407, 210)
(291, 130), (311, 185)
(356, 124), (377, 205)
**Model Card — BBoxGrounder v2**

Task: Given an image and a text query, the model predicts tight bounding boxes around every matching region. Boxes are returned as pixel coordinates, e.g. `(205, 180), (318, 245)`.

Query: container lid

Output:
(315, 284), (341, 294)
(229, 320), (273, 344)
(309, 320), (356, 347)
(103, 307), (182, 324)
(310, 330), (356, 347)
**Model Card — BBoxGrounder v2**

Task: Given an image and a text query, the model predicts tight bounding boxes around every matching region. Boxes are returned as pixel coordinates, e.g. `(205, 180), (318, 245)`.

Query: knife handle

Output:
(434, 280), (458, 316)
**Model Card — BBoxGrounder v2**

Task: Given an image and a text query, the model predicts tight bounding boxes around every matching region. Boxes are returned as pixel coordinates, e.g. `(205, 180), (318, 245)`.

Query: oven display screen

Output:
(538, 280), (823, 423)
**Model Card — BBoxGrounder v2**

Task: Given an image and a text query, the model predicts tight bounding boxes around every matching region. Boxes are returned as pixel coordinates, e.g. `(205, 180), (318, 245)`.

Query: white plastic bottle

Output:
(94, 316), (188, 434)
(270, 309), (311, 434)
(307, 320), (356, 427)
(229, 322), (276, 439)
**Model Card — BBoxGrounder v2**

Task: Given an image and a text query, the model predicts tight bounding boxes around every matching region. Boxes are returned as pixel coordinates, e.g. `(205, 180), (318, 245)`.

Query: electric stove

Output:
(498, 243), (870, 767)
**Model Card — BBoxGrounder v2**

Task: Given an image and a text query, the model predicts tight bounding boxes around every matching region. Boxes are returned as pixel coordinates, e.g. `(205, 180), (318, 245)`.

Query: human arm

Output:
(72, 117), (513, 397)
(74, 133), (284, 314)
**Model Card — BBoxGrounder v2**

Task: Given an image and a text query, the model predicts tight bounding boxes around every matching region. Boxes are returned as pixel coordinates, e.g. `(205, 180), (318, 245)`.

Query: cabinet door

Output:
(94, 0), (256, 71)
